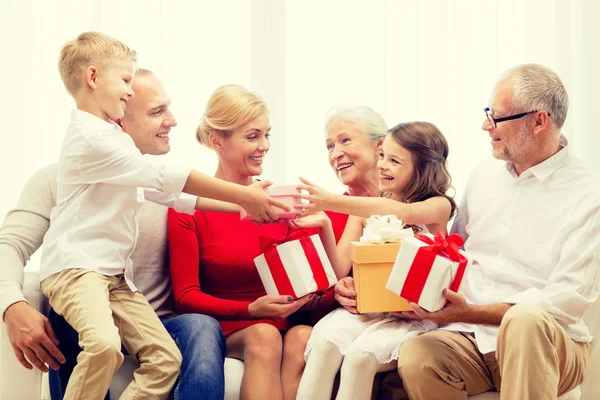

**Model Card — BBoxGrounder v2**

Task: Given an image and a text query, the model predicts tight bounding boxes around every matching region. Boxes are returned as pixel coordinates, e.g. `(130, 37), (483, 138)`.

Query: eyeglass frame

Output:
(484, 107), (550, 128)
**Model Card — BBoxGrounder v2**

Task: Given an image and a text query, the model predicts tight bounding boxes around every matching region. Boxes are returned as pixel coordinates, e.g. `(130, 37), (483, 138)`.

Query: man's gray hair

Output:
(501, 64), (569, 131)
(325, 105), (388, 143)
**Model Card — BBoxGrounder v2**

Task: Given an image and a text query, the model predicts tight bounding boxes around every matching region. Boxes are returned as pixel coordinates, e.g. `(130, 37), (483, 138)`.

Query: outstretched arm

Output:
(296, 177), (451, 226)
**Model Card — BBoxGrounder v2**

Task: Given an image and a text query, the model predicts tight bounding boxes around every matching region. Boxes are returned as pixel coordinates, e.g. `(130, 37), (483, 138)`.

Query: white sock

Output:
(336, 350), (394, 400)
(296, 338), (344, 400)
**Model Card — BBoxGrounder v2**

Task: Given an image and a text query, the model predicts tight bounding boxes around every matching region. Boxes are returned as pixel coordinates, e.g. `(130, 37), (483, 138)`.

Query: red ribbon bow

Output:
(414, 232), (464, 263)
(258, 229), (330, 298)
(400, 232), (468, 307)
(258, 230), (308, 253)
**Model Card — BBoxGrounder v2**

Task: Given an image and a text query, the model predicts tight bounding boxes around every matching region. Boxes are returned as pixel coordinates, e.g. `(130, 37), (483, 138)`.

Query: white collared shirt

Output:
(446, 136), (600, 353)
(40, 110), (195, 290)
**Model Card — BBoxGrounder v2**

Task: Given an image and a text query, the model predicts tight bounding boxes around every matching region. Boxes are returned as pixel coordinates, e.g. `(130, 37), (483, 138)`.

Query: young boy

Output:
(40, 32), (288, 399)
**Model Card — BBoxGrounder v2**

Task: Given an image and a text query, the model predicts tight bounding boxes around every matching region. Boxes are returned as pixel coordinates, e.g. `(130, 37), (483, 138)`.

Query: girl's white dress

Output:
(305, 309), (437, 364)
(305, 225), (437, 364)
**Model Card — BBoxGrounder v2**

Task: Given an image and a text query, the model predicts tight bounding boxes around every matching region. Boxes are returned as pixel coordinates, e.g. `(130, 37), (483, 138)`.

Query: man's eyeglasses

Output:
(484, 107), (550, 128)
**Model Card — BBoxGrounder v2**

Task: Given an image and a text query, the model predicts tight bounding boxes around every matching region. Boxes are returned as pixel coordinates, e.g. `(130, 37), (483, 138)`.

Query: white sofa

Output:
(2, 269), (597, 400)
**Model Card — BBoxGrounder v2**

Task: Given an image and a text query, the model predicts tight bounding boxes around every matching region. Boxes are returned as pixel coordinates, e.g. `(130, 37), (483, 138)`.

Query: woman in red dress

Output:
(168, 84), (313, 400)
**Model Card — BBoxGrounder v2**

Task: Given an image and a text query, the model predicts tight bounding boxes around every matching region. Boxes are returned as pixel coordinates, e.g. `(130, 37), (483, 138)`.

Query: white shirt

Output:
(446, 136), (600, 354)
(40, 110), (194, 291)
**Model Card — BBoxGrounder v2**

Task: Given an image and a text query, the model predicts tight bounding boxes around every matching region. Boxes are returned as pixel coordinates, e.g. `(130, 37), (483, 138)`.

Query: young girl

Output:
(292, 121), (457, 400)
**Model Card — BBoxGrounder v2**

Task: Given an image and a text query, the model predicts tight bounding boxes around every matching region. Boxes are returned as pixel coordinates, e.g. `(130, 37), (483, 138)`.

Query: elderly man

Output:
(0, 69), (226, 400)
(396, 64), (600, 399)
(337, 64), (600, 399)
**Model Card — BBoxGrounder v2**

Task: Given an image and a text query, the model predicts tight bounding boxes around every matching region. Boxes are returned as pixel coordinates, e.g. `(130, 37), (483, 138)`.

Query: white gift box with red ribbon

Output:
(385, 233), (472, 312)
(254, 232), (338, 299)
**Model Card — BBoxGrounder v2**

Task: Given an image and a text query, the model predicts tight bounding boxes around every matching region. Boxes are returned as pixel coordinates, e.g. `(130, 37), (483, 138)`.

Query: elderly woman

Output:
(316, 105), (388, 241)
(288, 105), (388, 396)
(316, 108), (411, 400)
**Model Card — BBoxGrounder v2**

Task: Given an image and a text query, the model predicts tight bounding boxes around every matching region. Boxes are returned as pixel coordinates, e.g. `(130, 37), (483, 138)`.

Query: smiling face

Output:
(377, 135), (415, 198)
(93, 59), (135, 122)
(483, 79), (535, 164)
(216, 112), (271, 178)
(120, 73), (177, 155)
(325, 118), (380, 188)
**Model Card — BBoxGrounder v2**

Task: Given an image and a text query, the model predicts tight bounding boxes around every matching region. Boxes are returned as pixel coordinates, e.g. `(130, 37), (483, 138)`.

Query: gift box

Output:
(351, 215), (414, 313)
(254, 231), (338, 299)
(241, 185), (302, 220)
(386, 233), (471, 312)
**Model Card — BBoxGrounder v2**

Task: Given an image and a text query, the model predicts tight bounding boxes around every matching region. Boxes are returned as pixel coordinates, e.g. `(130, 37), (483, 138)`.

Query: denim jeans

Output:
(48, 309), (226, 400)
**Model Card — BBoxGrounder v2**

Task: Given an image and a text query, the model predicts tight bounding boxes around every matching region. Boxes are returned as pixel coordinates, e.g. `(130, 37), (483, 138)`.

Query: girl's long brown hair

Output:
(388, 121), (457, 220)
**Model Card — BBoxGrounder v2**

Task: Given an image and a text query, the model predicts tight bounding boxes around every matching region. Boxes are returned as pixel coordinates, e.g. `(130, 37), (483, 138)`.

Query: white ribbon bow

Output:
(359, 215), (414, 244)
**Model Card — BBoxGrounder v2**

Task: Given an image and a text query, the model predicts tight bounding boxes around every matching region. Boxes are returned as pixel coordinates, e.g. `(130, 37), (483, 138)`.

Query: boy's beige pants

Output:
(42, 268), (182, 400)
(395, 304), (590, 400)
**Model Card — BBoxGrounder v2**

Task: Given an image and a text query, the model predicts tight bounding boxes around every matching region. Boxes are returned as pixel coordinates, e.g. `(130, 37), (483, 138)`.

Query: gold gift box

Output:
(350, 241), (411, 313)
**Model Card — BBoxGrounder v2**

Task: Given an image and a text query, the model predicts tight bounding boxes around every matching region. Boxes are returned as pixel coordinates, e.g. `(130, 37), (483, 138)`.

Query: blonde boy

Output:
(42, 32), (287, 399)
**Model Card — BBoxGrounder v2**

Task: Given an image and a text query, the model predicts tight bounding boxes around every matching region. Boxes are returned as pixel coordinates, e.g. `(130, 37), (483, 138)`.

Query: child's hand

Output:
(288, 212), (331, 229)
(294, 177), (335, 214)
(243, 181), (291, 224)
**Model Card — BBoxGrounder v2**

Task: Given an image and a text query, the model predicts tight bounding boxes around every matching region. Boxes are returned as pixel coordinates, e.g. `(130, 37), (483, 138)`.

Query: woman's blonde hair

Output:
(196, 84), (268, 148)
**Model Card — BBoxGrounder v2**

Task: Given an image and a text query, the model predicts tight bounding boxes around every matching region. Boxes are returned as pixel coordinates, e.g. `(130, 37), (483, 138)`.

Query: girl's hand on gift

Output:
(334, 277), (358, 314)
(294, 177), (335, 214)
(288, 212), (331, 229)
(248, 294), (312, 319)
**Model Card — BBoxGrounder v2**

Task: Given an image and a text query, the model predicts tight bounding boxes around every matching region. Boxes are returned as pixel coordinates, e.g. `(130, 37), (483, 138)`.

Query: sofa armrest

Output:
(581, 298), (600, 399)
(1, 268), (46, 400)
(224, 357), (244, 400)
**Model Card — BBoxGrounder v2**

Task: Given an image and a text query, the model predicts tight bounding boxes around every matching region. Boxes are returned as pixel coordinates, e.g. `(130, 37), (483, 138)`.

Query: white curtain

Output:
(1, 0), (598, 229)
(283, 0), (600, 198)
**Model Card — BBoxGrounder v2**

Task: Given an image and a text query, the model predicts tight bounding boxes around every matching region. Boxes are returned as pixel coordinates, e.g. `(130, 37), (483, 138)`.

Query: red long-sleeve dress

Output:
(168, 207), (349, 336)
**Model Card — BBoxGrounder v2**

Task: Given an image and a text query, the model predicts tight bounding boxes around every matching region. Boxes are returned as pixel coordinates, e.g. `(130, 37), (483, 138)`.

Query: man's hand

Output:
(389, 311), (424, 320)
(334, 277), (358, 314)
(3, 301), (65, 372)
(408, 289), (472, 324)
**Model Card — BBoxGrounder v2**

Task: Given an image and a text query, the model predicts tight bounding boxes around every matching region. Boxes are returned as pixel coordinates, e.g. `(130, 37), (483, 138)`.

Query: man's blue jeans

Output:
(48, 309), (226, 400)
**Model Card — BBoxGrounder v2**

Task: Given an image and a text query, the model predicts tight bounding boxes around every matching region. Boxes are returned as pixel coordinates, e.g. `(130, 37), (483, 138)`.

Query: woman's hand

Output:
(248, 294), (311, 319)
(298, 288), (335, 311)
(288, 211), (331, 230)
(295, 177), (337, 214)
(334, 277), (358, 314)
